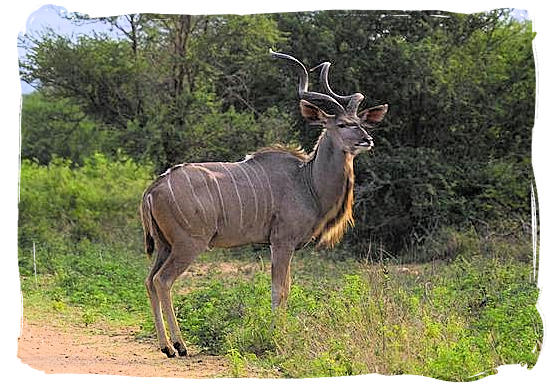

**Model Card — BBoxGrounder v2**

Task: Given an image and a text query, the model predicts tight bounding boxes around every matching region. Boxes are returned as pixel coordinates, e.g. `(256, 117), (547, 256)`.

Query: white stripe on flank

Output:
(166, 170), (191, 228)
(146, 193), (155, 230)
(198, 169), (216, 226)
(236, 162), (258, 224)
(250, 158), (274, 217)
(243, 161), (267, 222)
(220, 163), (243, 229)
(211, 169), (228, 226)
(181, 167), (207, 224)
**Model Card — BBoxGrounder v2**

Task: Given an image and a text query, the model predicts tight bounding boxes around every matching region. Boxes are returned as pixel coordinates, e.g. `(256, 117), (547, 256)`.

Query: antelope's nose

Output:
(357, 137), (374, 148)
(357, 127), (374, 148)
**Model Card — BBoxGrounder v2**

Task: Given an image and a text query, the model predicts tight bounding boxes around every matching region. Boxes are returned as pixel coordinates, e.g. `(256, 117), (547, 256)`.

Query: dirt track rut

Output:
(18, 320), (230, 378)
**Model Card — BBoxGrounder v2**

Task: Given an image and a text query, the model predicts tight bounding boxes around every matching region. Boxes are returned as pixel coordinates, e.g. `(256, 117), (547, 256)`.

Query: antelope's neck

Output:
(309, 131), (354, 216)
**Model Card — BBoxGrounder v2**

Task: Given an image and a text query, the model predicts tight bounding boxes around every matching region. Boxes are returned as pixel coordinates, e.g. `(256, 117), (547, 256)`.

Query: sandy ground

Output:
(17, 319), (231, 378)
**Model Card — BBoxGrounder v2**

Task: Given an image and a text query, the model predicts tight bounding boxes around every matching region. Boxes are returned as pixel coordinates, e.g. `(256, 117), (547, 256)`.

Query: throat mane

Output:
(312, 153), (355, 248)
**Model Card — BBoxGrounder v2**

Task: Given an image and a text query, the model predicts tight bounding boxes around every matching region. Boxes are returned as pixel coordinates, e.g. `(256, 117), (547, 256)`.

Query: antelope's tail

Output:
(140, 192), (156, 258)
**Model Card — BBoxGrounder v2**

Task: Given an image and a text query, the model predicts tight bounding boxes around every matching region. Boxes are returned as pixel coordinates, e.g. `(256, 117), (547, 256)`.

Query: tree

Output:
(20, 12), (286, 169)
(19, 9), (536, 254)
(20, 92), (107, 164)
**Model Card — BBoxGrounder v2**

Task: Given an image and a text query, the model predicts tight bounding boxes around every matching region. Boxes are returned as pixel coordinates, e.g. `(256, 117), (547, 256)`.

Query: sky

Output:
(20, 5), (120, 93)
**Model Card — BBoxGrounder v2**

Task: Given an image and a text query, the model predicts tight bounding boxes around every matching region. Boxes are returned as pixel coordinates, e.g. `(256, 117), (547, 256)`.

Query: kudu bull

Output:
(140, 50), (388, 357)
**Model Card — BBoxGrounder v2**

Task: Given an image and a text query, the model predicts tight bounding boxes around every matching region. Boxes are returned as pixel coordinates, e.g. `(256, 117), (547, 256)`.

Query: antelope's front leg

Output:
(270, 245), (294, 310)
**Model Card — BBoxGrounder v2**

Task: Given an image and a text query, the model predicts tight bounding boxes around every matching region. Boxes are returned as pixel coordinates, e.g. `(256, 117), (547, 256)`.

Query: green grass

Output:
(175, 252), (540, 380)
(19, 241), (151, 329)
(19, 234), (542, 381)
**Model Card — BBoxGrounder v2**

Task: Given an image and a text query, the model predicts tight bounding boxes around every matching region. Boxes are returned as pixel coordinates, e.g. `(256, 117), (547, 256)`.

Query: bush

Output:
(19, 239), (150, 327)
(351, 147), (464, 254)
(20, 92), (108, 165)
(350, 147), (533, 259)
(174, 272), (273, 355)
(18, 153), (154, 250)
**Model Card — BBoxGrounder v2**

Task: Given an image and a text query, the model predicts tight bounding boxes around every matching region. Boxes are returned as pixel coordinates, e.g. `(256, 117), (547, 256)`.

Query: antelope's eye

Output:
(337, 123), (346, 128)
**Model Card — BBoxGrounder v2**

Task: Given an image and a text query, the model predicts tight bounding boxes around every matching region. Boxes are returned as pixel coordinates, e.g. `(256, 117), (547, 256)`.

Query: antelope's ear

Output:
(358, 104), (388, 124)
(300, 100), (330, 123)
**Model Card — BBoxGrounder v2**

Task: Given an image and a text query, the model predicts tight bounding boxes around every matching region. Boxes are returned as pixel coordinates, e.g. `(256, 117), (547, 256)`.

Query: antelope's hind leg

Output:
(153, 240), (205, 357)
(145, 243), (175, 357)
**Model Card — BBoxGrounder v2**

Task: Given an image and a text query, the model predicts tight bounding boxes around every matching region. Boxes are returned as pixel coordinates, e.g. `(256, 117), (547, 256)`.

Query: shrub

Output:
(19, 240), (150, 327)
(350, 147), (533, 260)
(18, 153), (153, 250)
(174, 272), (273, 355)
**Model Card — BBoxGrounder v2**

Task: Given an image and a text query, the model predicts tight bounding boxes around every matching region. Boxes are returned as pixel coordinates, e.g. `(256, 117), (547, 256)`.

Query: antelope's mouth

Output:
(355, 141), (374, 150)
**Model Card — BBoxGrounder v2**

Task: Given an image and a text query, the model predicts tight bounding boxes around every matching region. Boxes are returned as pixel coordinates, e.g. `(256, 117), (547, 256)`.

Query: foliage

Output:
(174, 272), (273, 355)
(20, 242), (542, 380)
(18, 153), (153, 250)
(19, 9), (535, 253)
(21, 227), (540, 380)
(20, 34), (142, 128)
(170, 236), (540, 380)
(352, 148), (533, 255)
(20, 13), (285, 170)
(20, 241), (150, 326)
(20, 92), (108, 164)
(18, 154), (154, 326)
(176, 237), (542, 381)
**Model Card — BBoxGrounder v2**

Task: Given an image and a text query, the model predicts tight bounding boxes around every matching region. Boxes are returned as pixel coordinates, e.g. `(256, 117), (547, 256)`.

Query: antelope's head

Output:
(271, 50), (388, 155)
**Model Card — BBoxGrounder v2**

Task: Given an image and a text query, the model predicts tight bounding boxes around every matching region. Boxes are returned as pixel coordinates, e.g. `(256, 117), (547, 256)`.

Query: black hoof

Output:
(161, 347), (176, 358)
(173, 342), (188, 357)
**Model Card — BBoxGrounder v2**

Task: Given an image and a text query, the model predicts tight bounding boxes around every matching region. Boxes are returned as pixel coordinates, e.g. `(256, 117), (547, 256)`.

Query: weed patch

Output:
(170, 248), (541, 380)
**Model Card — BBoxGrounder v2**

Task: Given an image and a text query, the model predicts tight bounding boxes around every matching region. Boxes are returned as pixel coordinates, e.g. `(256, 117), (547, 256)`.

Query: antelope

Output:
(140, 50), (388, 357)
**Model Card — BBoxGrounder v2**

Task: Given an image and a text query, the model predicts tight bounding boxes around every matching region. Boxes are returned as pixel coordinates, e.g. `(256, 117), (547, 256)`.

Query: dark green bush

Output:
(350, 147), (533, 259)
(351, 147), (461, 254)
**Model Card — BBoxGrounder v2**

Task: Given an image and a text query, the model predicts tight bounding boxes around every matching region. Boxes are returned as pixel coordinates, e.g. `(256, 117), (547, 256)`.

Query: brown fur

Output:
(252, 136), (354, 248)
(312, 152), (355, 248)
(251, 144), (311, 161)
(141, 52), (387, 358)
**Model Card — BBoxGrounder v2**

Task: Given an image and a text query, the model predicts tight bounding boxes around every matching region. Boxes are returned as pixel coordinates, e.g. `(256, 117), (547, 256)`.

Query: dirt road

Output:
(17, 319), (231, 378)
